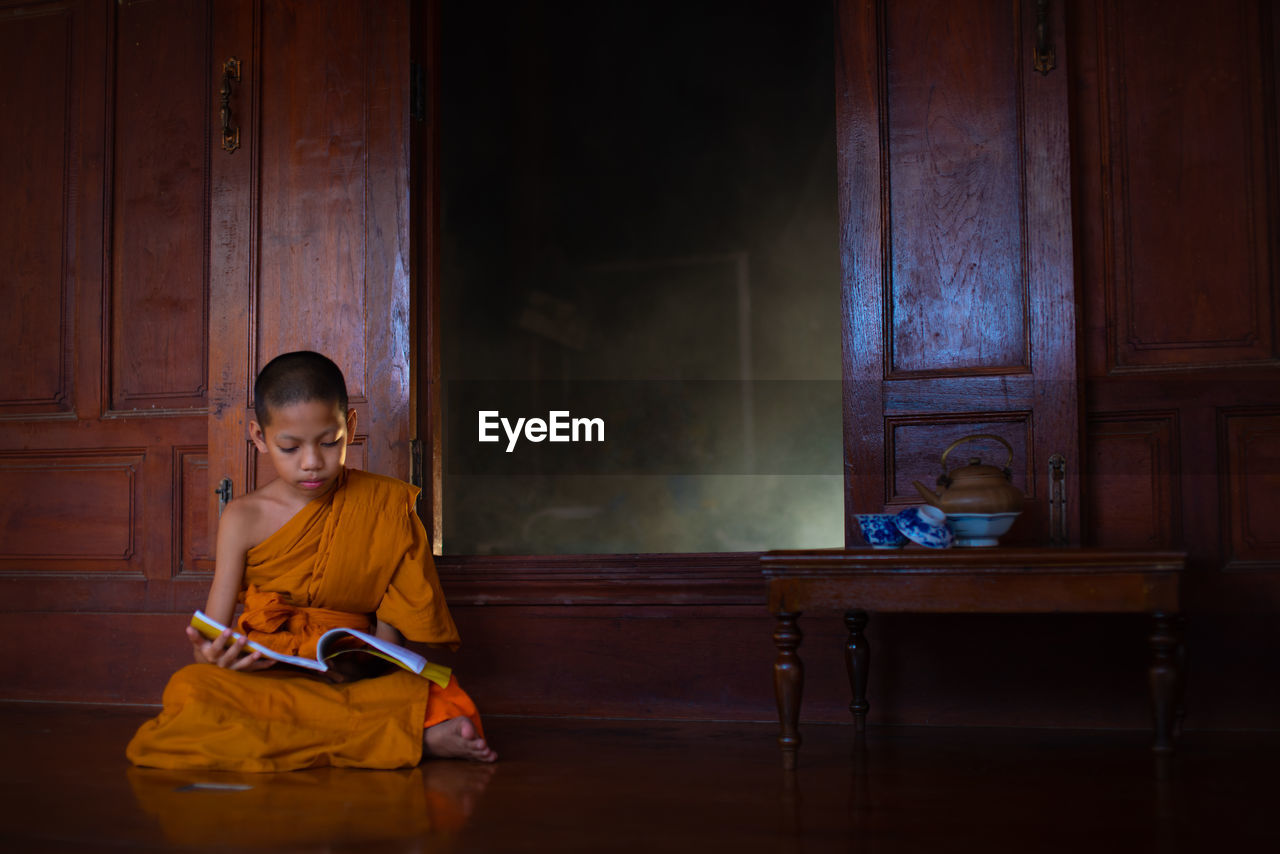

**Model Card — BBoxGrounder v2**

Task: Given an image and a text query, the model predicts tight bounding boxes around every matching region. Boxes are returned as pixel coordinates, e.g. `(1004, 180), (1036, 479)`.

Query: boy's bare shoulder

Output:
(217, 482), (301, 551)
(215, 493), (266, 553)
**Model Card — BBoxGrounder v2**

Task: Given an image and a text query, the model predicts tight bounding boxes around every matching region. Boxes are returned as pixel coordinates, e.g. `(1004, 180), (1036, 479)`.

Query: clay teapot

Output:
(913, 434), (1024, 514)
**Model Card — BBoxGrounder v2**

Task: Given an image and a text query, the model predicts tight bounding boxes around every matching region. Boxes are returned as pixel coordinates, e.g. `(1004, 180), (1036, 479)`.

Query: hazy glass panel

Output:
(440, 1), (841, 554)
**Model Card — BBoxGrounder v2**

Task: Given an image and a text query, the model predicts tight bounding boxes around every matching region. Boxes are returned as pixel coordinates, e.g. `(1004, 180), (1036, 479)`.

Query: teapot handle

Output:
(940, 433), (1014, 476)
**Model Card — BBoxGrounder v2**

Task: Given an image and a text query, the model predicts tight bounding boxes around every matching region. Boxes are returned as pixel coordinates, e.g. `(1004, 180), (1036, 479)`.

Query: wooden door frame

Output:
(411, 0), (444, 554)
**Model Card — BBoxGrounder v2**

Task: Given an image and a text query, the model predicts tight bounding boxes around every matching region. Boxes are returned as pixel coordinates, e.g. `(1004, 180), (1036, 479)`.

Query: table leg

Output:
(844, 610), (870, 732)
(1149, 612), (1181, 753)
(1174, 614), (1188, 739)
(773, 611), (804, 769)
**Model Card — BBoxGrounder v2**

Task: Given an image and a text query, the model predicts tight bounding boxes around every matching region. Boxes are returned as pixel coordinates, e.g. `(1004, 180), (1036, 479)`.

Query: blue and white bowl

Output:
(894, 505), (954, 549)
(856, 513), (908, 548)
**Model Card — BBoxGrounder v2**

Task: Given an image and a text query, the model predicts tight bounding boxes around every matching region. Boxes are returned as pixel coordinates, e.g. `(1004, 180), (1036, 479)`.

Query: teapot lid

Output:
(939, 434), (1014, 485)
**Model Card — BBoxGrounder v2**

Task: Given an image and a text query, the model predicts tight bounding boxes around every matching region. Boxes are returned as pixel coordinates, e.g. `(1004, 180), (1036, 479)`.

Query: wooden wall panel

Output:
(1223, 411), (1280, 566)
(0, 612), (191, 704)
(1074, 0), (1280, 611)
(885, 0), (1027, 374)
(1098, 0), (1277, 371)
(0, 2), (75, 415)
(424, 606), (1203, 730)
(109, 0), (211, 412)
(7, 603), (1162, 728)
(1085, 415), (1178, 548)
(0, 451), (142, 568)
(443, 606), (778, 722)
(175, 447), (214, 575)
(9, 604), (1279, 731)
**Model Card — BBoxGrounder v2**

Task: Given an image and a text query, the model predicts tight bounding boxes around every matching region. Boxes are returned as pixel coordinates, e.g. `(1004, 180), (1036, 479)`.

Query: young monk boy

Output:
(128, 351), (495, 771)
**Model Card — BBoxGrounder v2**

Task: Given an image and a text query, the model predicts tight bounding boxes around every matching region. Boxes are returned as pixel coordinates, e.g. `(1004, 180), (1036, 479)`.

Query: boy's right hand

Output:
(187, 626), (275, 671)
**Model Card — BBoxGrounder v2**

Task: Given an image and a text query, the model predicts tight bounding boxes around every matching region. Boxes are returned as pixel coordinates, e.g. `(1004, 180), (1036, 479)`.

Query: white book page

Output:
(316, 627), (427, 674)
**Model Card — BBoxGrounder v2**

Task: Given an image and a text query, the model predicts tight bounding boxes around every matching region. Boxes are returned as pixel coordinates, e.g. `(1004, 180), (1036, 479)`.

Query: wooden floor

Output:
(0, 704), (1276, 853)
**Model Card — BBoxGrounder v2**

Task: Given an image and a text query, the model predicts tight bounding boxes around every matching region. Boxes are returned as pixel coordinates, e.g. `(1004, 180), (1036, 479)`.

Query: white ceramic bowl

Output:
(945, 512), (1021, 547)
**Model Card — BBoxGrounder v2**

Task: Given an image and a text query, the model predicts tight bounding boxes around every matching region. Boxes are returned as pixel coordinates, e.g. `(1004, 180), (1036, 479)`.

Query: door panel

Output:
(110, 0), (211, 413)
(886, 414), (1032, 506)
(838, 0), (1079, 545)
(885, 0), (1027, 375)
(1, 1), (78, 416)
(1223, 411), (1280, 566)
(1084, 414), (1180, 549)
(1091, 0), (1276, 372)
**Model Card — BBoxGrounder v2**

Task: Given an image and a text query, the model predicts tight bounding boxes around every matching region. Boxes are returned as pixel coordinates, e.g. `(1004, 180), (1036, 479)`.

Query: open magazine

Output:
(190, 610), (452, 688)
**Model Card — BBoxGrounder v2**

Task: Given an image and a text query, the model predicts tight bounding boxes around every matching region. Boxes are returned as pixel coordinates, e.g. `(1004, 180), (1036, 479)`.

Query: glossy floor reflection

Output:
(0, 704), (1276, 852)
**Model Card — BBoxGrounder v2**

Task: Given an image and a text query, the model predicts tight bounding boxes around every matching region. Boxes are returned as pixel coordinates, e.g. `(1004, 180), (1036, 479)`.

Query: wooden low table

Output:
(761, 548), (1186, 769)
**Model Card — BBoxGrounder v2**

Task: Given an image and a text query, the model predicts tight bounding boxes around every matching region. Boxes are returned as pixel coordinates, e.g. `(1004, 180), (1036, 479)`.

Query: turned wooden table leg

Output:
(1149, 612), (1181, 753)
(773, 611), (804, 769)
(1174, 614), (1188, 739)
(844, 610), (870, 732)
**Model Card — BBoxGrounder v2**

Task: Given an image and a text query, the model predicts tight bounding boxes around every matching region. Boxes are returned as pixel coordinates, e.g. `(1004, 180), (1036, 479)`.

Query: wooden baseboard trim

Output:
(437, 552), (767, 606)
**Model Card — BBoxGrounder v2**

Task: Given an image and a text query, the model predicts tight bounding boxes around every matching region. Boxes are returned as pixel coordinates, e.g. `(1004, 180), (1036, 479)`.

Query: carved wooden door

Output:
(208, 0), (414, 518)
(0, 0), (216, 701)
(837, 0), (1079, 545)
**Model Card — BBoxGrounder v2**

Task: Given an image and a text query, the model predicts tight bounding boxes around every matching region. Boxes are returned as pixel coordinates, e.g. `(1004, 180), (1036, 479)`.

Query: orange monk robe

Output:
(127, 468), (482, 772)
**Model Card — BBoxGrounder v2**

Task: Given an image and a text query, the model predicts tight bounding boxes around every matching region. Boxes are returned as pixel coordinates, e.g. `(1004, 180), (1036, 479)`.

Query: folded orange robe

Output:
(127, 468), (482, 772)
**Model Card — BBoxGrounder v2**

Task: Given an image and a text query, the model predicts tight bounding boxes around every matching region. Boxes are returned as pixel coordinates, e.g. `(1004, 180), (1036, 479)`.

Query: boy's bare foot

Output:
(424, 717), (497, 763)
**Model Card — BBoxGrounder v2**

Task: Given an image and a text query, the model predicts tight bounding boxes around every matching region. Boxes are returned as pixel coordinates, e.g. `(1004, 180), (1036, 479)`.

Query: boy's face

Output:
(249, 398), (357, 500)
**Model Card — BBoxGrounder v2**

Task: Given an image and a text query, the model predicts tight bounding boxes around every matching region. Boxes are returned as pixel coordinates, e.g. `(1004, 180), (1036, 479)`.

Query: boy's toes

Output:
(424, 717), (498, 762)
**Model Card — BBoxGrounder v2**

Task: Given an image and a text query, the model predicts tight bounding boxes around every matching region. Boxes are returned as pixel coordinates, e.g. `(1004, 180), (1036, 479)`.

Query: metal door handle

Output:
(215, 477), (234, 517)
(220, 57), (241, 153)
(1034, 0), (1056, 75)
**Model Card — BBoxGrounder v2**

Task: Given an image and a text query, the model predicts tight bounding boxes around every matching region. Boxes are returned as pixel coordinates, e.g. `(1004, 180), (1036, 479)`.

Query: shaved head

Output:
(253, 351), (349, 426)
